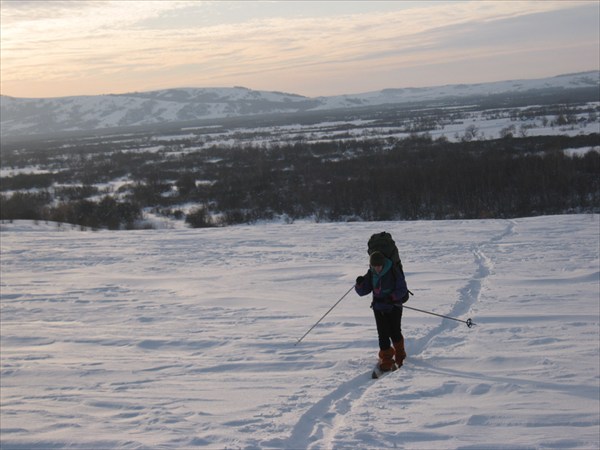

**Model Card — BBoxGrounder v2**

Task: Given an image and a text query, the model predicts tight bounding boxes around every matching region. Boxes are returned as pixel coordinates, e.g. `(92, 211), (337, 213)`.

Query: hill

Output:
(1, 71), (598, 138)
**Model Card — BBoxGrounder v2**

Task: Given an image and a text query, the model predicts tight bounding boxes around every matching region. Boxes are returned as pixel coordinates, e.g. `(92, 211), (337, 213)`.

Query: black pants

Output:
(373, 306), (403, 350)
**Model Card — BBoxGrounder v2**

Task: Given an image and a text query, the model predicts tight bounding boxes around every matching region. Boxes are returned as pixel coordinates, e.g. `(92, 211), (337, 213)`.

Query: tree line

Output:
(1, 133), (599, 228)
(190, 134), (599, 224)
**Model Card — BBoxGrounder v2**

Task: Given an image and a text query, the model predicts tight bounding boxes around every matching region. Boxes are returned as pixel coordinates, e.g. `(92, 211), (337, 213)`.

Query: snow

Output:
(314, 71), (600, 110)
(1, 215), (599, 449)
(565, 146), (600, 157)
(2, 71), (598, 138)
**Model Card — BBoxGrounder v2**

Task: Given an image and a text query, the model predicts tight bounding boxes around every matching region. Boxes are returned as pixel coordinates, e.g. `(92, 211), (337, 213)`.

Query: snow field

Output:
(1, 215), (599, 449)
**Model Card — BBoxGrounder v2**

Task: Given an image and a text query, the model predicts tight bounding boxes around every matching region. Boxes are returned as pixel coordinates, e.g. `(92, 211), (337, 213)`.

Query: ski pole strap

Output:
(402, 305), (476, 328)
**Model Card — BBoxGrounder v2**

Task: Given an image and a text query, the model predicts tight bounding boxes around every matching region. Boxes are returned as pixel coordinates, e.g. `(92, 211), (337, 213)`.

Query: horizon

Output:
(1, 1), (599, 99)
(1, 68), (598, 101)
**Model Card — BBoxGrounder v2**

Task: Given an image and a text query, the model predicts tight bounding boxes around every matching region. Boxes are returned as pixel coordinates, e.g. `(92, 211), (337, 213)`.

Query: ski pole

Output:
(295, 285), (355, 346)
(402, 305), (476, 328)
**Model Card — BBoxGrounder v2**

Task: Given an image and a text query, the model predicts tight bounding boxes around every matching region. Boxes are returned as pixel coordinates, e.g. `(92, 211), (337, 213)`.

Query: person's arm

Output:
(354, 270), (373, 296)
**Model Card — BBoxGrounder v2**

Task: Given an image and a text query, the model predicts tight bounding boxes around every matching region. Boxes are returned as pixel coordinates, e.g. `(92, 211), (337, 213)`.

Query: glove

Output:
(356, 276), (365, 285)
(401, 292), (410, 304)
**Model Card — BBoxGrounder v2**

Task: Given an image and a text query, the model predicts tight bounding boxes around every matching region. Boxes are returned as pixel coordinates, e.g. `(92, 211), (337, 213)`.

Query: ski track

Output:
(280, 220), (516, 449)
(410, 220), (513, 355)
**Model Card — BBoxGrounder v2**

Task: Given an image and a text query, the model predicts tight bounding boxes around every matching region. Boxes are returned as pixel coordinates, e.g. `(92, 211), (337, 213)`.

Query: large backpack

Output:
(367, 231), (405, 277)
(368, 231), (412, 301)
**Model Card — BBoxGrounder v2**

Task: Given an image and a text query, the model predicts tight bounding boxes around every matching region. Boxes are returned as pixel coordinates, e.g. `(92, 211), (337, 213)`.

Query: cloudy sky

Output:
(1, 1), (598, 99)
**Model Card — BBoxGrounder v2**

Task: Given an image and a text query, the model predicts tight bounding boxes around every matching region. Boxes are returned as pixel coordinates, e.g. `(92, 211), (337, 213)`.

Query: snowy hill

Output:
(1, 215), (598, 449)
(1, 71), (598, 138)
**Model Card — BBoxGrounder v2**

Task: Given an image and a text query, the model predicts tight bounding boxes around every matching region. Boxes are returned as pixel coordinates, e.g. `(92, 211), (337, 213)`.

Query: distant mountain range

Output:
(1, 71), (598, 139)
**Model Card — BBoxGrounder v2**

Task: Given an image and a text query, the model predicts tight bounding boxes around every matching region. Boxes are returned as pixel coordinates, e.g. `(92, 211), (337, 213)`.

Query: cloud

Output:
(1, 0), (597, 97)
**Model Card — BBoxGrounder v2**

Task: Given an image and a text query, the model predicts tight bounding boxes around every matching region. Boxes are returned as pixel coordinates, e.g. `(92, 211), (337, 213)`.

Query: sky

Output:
(1, 0), (599, 99)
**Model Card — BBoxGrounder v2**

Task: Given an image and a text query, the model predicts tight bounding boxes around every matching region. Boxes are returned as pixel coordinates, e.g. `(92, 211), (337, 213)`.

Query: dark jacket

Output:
(355, 258), (408, 312)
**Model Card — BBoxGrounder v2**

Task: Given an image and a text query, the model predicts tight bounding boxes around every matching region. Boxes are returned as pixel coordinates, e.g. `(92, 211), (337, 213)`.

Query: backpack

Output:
(367, 232), (405, 277)
(368, 231), (413, 301)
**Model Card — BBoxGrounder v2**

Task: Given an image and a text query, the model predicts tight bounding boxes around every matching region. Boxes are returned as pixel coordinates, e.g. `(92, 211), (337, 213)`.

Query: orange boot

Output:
(378, 347), (397, 372)
(393, 338), (407, 367)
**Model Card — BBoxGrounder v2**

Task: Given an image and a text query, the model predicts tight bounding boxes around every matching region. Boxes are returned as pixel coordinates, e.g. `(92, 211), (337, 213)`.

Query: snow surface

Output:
(1, 215), (599, 449)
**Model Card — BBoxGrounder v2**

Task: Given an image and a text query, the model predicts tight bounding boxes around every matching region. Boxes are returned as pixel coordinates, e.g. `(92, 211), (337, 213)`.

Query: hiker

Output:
(355, 250), (409, 372)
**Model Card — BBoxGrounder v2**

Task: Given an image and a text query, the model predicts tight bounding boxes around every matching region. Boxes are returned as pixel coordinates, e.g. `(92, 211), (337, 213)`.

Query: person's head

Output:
(369, 251), (386, 273)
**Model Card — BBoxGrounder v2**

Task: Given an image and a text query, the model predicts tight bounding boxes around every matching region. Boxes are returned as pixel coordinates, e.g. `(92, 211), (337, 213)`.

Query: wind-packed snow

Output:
(1, 215), (599, 449)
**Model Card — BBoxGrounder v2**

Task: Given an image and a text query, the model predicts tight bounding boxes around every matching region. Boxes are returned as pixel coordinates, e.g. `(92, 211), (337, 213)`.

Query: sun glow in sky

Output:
(1, 0), (598, 98)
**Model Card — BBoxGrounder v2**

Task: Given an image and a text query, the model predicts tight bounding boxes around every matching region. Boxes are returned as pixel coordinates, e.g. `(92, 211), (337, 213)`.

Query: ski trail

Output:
(410, 220), (513, 356)
(281, 370), (372, 450)
(281, 220), (515, 449)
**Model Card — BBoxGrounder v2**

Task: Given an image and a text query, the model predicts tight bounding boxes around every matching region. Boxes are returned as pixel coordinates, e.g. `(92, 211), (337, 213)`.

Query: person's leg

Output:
(389, 307), (406, 366)
(373, 310), (396, 371)
(373, 309), (392, 350)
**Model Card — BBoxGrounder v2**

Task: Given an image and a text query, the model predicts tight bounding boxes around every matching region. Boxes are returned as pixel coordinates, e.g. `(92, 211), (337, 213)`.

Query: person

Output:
(355, 250), (409, 372)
